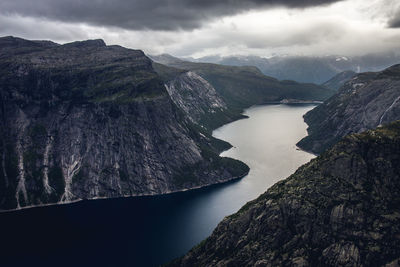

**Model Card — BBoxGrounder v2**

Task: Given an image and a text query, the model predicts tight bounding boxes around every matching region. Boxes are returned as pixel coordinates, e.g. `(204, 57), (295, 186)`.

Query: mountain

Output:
(152, 62), (246, 130)
(170, 121), (400, 266)
(189, 53), (400, 84)
(297, 64), (400, 154)
(322, 70), (357, 91)
(0, 36), (249, 210)
(150, 54), (335, 115)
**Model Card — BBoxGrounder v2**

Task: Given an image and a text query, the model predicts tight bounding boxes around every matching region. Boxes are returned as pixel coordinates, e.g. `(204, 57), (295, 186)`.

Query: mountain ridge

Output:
(170, 120), (400, 266)
(0, 36), (249, 210)
(150, 53), (335, 116)
(181, 53), (400, 84)
(322, 70), (357, 91)
(297, 64), (400, 154)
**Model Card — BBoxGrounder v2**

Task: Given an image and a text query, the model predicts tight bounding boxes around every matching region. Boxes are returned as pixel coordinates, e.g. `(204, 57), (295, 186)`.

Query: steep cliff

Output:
(298, 64), (400, 154)
(0, 36), (249, 210)
(164, 70), (250, 129)
(150, 54), (335, 110)
(171, 121), (400, 267)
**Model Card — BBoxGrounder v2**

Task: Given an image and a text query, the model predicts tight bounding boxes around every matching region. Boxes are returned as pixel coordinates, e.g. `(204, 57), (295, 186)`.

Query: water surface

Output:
(1, 104), (315, 267)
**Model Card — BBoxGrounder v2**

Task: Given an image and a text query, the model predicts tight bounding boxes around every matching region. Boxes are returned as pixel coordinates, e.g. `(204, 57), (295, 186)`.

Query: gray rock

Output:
(0, 36), (249, 210)
(298, 64), (400, 154)
(170, 122), (400, 266)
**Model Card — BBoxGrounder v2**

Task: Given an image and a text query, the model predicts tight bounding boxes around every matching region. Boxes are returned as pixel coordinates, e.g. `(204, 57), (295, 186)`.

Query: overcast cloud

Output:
(388, 10), (400, 28)
(0, 0), (344, 31)
(0, 0), (399, 58)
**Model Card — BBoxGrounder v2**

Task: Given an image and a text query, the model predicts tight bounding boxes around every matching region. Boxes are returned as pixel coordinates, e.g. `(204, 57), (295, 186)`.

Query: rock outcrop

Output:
(298, 64), (400, 154)
(171, 121), (400, 266)
(164, 71), (227, 125)
(0, 36), (249, 210)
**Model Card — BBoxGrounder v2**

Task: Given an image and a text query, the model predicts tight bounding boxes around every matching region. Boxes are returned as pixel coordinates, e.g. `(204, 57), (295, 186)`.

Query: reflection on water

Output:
(212, 104), (316, 208)
(0, 104), (316, 267)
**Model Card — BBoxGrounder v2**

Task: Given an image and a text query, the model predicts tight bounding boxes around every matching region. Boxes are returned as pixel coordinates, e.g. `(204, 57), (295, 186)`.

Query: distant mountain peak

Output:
(148, 53), (184, 65)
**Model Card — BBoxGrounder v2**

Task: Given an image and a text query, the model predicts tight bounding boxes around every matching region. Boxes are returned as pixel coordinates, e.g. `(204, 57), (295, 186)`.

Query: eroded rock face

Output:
(298, 64), (400, 154)
(165, 71), (227, 124)
(171, 122), (400, 267)
(0, 37), (249, 210)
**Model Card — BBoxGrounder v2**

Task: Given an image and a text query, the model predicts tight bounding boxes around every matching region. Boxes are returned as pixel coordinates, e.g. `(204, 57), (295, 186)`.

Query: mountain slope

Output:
(190, 53), (400, 84)
(150, 54), (335, 111)
(171, 121), (400, 266)
(322, 70), (357, 91)
(0, 37), (248, 210)
(152, 61), (246, 129)
(298, 64), (400, 154)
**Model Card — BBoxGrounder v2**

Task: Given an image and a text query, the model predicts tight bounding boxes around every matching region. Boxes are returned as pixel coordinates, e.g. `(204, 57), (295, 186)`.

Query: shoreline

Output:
(263, 100), (323, 104)
(0, 171), (249, 214)
(0, 102), (318, 214)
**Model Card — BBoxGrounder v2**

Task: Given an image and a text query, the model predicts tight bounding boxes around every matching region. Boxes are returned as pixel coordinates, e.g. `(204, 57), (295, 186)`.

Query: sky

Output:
(0, 0), (400, 58)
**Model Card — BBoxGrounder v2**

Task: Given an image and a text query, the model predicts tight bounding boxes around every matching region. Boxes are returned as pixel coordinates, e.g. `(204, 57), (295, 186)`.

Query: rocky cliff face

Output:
(164, 71), (227, 125)
(171, 121), (400, 267)
(298, 64), (400, 154)
(0, 37), (249, 210)
(322, 70), (357, 91)
(150, 54), (336, 111)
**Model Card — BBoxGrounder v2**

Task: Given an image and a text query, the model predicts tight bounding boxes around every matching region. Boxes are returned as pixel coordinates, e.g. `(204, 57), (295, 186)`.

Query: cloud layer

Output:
(0, 0), (399, 58)
(0, 0), (343, 31)
(388, 11), (400, 28)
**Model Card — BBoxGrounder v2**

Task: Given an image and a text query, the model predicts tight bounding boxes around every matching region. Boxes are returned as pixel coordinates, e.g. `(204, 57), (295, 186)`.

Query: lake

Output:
(0, 104), (316, 267)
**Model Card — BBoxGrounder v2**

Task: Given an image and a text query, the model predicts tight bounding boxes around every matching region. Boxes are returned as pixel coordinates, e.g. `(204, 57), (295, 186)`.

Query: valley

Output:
(2, 0), (400, 266)
(0, 104), (315, 266)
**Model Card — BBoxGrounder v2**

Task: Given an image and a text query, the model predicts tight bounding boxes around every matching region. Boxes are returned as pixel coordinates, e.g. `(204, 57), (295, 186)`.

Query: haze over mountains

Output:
(182, 52), (400, 84)
(150, 54), (334, 108)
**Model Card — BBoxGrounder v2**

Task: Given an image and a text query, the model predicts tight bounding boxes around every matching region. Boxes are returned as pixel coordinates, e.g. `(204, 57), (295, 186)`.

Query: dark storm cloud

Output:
(0, 0), (343, 31)
(388, 11), (400, 28)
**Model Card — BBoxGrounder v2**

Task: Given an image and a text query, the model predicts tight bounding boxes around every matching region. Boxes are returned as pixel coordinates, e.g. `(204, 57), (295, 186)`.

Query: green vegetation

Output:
(171, 141), (249, 187)
(152, 62), (186, 82)
(172, 163), (201, 187)
(156, 58), (335, 109)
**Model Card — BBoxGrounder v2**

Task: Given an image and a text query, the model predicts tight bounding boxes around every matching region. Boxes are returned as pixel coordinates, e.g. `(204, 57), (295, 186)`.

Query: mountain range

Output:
(183, 52), (400, 84)
(150, 54), (334, 112)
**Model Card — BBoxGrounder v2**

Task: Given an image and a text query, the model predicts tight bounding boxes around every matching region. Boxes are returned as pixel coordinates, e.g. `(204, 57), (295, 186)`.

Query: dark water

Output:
(0, 104), (315, 267)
